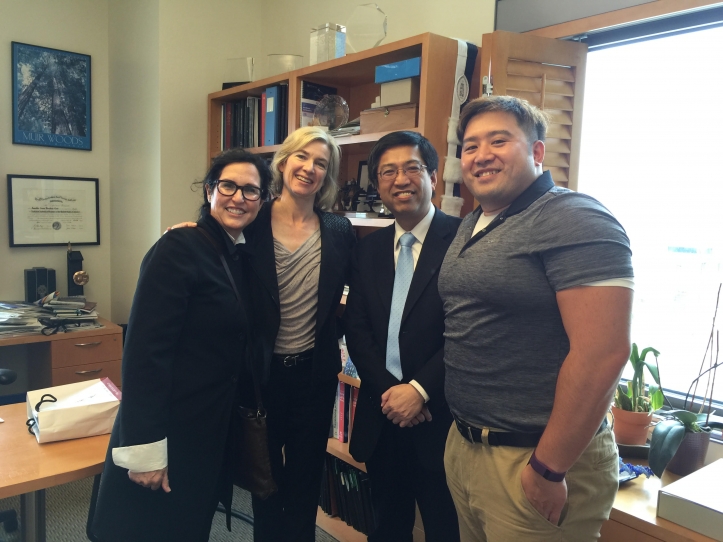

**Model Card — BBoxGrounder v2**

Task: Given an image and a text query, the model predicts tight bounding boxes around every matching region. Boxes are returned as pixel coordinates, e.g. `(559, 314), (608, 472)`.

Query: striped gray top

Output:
(273, 229), (321, 354)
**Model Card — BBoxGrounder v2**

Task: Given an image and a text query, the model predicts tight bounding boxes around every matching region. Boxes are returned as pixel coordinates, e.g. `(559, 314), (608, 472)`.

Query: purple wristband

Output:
(528, 451), (566, 482)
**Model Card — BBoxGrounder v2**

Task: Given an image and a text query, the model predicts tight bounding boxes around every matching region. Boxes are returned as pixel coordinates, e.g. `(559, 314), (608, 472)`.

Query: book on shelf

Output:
(330, 379), (358, 444)
(300, 81), (337, 128)
(319, 455), (375, 535)
(279, 82), (288, 142)
(265, 86), (279, 146)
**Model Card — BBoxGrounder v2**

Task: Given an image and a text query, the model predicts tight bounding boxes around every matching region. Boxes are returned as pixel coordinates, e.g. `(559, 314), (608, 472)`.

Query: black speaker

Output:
(24, 267), (56, 303)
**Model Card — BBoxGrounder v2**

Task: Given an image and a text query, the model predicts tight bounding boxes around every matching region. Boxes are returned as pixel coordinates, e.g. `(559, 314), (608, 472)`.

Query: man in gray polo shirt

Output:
(439, 95), (633, 542)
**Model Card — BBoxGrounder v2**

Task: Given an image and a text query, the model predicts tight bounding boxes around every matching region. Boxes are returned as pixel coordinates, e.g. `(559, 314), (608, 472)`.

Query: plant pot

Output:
(665, 430), (711, 476)
(611, 406), (653, 445)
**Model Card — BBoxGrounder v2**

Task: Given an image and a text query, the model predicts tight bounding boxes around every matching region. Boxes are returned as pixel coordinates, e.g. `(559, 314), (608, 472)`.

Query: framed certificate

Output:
(7, 175), (100, 247)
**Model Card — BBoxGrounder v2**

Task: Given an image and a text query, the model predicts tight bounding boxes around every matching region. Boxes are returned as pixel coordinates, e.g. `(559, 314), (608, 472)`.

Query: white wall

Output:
(0, 0), (111, 315)
(108, 0), (266, 323)
(496, 0), (652, 33)
(158, 0), (267, 231)
(260, 0), (496, 68)
(108, 0), (161, 323)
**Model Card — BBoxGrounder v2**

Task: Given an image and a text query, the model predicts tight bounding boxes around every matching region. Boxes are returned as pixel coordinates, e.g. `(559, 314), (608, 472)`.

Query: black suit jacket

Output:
(243, 203), (356, 385)
(344, 208), (461, 470)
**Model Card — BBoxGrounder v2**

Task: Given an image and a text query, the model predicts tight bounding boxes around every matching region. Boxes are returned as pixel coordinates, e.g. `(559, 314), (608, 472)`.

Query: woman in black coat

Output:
(87, 149), (271, 542)
(241, 126), (355, 542)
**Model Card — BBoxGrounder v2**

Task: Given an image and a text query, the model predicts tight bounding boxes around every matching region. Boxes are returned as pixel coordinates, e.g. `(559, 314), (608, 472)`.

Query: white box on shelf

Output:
(380, 77), (420, 107)
(656, 459), (723, 541)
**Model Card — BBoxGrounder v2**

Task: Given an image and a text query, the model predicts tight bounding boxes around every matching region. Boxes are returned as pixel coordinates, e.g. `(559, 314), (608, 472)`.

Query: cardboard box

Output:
(380, 78), (420, 107)
(657, 459), (723, 541)
(360, 103), (418, 134)
(374, 57), (421, 83)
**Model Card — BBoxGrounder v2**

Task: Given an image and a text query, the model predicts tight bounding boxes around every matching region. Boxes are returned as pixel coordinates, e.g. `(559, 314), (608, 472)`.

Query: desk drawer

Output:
(52, 359), (122, 387)
(50, 333), (123, 368)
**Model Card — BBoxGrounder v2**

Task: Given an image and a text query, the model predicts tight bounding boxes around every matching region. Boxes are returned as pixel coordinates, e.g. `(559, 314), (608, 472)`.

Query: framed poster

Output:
(7, 175), (100, 247)
(12, 42), (92, 151)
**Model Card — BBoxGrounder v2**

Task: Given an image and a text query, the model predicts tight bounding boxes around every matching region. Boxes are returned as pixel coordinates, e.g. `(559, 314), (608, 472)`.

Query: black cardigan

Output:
(242, 203), (356, 385)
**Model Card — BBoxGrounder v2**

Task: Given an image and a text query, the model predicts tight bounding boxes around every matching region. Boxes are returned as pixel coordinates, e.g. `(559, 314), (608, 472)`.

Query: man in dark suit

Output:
(344, 131), (461, 542)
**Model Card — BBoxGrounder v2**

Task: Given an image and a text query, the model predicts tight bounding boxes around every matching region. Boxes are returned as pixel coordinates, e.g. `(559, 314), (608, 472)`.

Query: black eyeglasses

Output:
(378, 163), (428, 181)
(213, 180), (262, 201)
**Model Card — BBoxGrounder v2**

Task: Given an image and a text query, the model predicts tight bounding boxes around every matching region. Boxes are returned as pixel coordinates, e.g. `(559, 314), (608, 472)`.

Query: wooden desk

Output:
(0, 402), (109, 542)
(601, 465), (717, 542)
(0, 318), (123, 390)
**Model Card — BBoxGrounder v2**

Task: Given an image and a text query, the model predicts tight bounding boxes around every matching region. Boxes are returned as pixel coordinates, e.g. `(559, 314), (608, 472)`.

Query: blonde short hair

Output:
(270, 126), (341, 211)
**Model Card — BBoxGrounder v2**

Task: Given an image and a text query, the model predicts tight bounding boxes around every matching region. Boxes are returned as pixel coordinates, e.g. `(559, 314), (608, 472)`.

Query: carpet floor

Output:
(0, 477), (340, 541)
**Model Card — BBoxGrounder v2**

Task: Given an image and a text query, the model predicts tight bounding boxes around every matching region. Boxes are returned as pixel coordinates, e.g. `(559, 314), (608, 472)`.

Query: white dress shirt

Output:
(392, 204), (436, 402)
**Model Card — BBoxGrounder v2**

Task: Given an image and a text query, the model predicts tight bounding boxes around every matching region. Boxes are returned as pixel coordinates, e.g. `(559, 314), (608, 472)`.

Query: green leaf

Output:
(666, 410), (699, 429)
(649, 419), (686, 477)
(638, 347), (660, 363)
(615, 385), (633, 411)
(642, 360), (661, 387)
(649, 387), (665, 412)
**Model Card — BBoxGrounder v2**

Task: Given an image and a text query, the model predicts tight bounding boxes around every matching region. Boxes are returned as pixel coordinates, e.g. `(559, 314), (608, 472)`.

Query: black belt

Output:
(454, 416), (608, 447)
(272, 349), (314, 367)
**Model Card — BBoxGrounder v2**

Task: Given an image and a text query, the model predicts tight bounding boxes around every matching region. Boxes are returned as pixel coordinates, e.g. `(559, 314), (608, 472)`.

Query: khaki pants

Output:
(444, 423), (618, 542)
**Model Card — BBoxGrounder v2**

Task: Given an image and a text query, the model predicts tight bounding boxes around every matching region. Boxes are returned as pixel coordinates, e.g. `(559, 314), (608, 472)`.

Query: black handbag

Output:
(197, 227), (278, 499)
(231, 385), (277, 499)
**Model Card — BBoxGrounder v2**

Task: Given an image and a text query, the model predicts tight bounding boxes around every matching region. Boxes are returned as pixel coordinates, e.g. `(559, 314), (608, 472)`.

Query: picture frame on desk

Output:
(11, 42), (92, 151)
(7, 175), (100, 247)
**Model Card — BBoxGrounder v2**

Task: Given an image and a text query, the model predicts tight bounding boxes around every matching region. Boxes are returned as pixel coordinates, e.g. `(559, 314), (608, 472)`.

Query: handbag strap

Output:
(196, 226), (265, 412)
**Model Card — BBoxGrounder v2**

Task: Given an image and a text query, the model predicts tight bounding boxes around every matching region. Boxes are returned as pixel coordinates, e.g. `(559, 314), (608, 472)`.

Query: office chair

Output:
(0, 368), (19, 537)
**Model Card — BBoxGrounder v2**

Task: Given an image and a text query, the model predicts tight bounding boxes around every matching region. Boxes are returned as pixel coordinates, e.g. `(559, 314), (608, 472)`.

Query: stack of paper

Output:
(657, 459), (723, 541)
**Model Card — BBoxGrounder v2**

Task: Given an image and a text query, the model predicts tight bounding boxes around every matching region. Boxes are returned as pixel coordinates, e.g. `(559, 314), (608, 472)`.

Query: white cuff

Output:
(409, 380), (430, 403)
(112, 438), (168, 472)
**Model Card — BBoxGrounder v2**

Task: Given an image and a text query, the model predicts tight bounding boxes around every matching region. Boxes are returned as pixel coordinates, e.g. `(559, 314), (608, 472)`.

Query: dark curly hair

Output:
(196, 148), (272, 213)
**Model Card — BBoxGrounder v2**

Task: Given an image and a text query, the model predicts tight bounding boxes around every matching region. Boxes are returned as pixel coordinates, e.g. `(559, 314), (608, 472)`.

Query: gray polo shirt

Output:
(439, 172), (633, 433)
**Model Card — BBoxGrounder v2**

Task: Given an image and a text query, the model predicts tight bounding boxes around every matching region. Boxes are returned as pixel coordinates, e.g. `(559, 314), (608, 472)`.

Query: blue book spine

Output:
(264, 86), (278, 146)
(374, 57), (422, 84)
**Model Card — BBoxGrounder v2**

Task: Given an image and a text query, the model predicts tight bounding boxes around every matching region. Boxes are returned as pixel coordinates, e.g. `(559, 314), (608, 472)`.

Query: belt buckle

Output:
(466, 425), (474, 443)
(283, 355), (299, 367)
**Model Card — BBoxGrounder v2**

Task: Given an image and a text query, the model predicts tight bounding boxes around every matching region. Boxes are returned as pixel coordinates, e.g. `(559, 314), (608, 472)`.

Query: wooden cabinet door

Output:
(480, 30), (587, 191)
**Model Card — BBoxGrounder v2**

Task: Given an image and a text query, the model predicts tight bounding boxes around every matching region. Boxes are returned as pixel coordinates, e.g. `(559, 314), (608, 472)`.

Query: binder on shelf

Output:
(264, 86), (279, 146)
(261, 92), (266, 145)
(374, 57), (421, 84)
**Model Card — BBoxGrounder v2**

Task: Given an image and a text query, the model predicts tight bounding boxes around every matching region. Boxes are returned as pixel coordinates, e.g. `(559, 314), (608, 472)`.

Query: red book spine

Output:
(338, 381), (346, 442)
(349, 386), (358, 439)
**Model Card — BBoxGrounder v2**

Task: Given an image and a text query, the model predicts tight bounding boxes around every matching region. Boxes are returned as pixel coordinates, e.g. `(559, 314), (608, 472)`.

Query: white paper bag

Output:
(26, 377), (121, 443)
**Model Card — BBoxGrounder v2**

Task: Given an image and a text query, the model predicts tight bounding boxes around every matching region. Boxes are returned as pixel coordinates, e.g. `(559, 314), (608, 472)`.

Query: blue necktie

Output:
(386, 232), (416, 380)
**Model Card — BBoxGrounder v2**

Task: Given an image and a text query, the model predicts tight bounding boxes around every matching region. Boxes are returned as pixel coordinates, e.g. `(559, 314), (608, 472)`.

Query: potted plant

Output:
(649, 284), (722, 477)
(611, 343), (664, 445)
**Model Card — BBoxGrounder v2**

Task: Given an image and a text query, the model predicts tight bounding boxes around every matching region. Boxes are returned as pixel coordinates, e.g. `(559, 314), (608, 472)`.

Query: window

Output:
(578, 23), (723, 405)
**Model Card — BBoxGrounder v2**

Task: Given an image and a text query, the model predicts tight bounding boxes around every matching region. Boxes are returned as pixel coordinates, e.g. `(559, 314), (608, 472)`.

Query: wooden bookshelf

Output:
(337, 372), (361, 388)
(207, 32), (478, 213)
(326, 438), (366, 473)
(316, 507), (368, 542)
